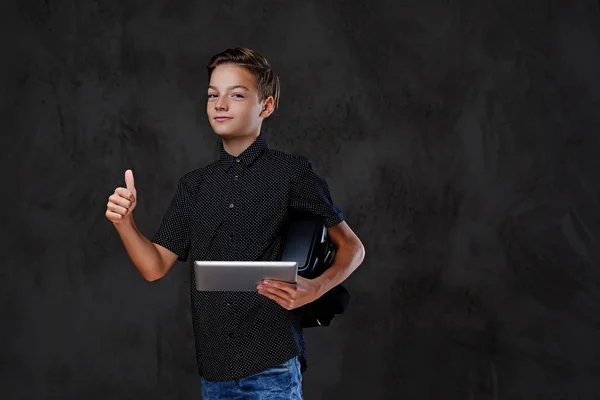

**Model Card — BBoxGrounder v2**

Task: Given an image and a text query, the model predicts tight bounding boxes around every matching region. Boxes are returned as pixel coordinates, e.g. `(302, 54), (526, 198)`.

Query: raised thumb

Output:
(125, 169), (135, 191)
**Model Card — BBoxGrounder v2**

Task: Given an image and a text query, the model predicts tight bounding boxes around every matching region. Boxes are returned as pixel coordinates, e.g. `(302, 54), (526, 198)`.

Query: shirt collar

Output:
(219, 134), (268, 172)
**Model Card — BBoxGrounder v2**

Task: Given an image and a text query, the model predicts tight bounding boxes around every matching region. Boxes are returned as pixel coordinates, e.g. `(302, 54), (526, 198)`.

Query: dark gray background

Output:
(2, 0), (600, 399)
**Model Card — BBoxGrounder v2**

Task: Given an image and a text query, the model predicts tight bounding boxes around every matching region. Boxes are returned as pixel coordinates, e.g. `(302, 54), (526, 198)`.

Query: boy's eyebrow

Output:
(208, 85), (250, 91)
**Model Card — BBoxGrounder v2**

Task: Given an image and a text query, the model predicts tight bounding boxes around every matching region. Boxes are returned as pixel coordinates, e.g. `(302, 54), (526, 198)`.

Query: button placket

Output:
(227, 162), (242, 242)
(227, 162), (241, 210)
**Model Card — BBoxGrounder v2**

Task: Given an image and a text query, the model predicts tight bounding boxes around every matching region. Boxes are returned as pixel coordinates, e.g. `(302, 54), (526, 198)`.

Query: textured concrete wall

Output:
(2, 0), (600, 398)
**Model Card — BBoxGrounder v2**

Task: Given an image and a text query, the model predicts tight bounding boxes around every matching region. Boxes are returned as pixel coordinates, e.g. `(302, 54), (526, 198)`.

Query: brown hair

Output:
(207, 47), (280, 110)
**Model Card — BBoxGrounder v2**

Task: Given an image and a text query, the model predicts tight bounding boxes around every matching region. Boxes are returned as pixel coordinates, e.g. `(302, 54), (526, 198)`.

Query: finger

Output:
(125, 169), (135, 191)
(262, 280), (297, 295)
(105, 210), (122, 221)
(259, 284), (293, 301)
(258, 289), (292, 309)
(115, 187), (135, 202)
(107, 202), (128, 215)
(109, 194), (131, 208)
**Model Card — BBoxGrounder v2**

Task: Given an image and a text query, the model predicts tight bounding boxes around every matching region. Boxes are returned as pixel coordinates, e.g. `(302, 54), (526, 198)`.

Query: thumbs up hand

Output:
(105, 169), (138, 224)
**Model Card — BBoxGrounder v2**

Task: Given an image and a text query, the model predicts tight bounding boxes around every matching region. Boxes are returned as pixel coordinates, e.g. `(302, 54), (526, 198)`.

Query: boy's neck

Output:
(222, 133), (260, 157)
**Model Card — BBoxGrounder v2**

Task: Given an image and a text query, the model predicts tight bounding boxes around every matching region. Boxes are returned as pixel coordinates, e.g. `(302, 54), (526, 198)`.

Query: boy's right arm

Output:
(106, 170), (178, 281)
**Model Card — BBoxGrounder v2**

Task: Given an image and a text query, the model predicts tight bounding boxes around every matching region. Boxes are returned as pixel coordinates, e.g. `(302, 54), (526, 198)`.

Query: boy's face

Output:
(207, 64), (273, 139)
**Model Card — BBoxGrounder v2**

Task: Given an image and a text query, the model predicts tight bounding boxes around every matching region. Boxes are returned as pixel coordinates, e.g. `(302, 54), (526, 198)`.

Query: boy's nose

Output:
(215, 98), (228, 111)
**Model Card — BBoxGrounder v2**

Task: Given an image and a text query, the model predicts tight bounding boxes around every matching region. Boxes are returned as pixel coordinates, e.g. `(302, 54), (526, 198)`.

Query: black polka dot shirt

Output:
(151, 133), (345, 382)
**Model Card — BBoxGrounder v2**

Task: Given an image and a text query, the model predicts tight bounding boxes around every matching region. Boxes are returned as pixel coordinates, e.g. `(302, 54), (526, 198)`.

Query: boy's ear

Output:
(260, 96), (275, 118)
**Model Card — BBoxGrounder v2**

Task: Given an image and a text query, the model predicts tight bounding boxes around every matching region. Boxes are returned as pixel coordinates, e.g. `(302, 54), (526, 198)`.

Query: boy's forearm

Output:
(313, 242), (365, 296)
(114, 217), (165, 281)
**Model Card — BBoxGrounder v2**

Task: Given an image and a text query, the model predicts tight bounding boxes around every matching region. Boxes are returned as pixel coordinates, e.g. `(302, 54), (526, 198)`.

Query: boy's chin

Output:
(213, 129), (253, 139)
(213, 130), (238, 138)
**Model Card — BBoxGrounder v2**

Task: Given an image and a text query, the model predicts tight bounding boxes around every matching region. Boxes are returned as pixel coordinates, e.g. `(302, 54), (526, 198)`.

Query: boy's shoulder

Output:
(265, 148), (310, 167)
(264, 148), (317, 178)
(176, 162), (216, 188)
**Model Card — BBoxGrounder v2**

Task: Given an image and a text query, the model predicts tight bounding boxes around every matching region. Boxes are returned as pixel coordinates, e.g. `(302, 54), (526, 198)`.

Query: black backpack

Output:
(279, 211), (350, 328)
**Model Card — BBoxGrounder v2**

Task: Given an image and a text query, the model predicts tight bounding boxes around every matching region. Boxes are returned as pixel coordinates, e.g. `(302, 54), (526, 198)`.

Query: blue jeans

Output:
(200, 356), (303, 399)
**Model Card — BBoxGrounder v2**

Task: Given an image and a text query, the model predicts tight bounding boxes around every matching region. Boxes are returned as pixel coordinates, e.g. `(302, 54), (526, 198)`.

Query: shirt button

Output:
(229, 203), (234, 208)
(228, 233), (234, 239)
(234, 175), (238, 180)
(235, 158), (240, 163)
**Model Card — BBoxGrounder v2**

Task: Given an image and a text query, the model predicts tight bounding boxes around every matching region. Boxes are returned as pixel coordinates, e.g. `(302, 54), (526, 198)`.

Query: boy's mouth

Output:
(214, 116), (232, 122)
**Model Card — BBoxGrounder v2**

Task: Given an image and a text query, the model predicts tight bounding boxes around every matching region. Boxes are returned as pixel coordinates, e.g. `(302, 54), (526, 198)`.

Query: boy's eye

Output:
(232, 93), (244, 98)
(208, 93), (217, 98)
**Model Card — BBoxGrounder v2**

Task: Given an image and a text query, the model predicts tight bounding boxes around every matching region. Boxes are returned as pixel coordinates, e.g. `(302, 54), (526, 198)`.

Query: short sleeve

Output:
(289, 158), (345, 227)
(151, 177), (191, 262)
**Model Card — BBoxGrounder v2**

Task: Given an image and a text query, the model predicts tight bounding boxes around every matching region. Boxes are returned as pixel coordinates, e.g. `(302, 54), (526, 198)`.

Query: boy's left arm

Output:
(257, 221), (365, 310)
(310, 220), (365, 296)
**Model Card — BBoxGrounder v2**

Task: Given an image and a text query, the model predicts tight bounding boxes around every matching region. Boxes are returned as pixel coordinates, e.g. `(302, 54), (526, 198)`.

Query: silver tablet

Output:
(193, 261), (298, 292)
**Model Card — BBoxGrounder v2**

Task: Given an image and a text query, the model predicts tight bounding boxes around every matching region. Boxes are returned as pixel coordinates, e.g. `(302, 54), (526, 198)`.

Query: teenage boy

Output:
(105, 47), (365, 399)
